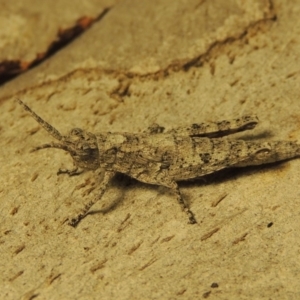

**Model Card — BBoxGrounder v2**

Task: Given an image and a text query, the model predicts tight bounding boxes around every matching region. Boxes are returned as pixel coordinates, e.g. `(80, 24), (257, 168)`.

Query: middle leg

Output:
(136, 171), (197, 224)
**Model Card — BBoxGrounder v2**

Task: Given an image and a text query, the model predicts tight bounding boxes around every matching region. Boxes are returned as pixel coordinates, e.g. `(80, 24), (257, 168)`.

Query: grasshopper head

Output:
(18, 99), (100, 171)
(63, 128), (100, 170)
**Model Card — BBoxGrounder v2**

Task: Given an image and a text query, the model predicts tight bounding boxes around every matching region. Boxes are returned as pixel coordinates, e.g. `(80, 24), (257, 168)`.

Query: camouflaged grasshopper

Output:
(18, 99), (300, 227)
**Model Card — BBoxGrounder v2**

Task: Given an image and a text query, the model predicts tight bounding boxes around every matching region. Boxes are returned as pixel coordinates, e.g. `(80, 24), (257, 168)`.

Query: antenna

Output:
(17, 99), (63, 141)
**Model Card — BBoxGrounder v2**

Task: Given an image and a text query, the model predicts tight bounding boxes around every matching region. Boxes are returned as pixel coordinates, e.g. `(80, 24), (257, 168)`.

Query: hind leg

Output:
(167, 115), (258, 138)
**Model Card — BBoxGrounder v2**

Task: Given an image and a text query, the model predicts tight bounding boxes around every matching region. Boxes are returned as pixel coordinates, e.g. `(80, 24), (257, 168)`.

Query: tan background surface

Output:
(1, 0), (300, 299)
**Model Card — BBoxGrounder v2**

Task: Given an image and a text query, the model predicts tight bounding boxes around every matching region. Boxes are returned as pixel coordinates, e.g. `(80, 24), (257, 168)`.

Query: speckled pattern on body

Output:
(18, 99), (300, 227)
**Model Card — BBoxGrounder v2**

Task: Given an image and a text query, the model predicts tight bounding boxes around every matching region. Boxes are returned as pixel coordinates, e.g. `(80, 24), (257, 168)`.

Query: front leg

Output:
(69, 170), (115, 227)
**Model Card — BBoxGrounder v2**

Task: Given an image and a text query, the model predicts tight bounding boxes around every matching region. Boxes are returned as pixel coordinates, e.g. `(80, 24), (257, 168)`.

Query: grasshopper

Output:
(18, 99), (300, 226)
